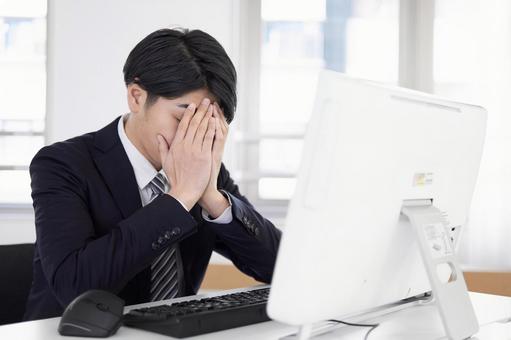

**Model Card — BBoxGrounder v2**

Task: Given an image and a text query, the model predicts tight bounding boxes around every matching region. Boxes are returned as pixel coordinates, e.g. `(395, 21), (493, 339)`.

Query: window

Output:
(433, 0), (511, 269)
(241, 0), (398, 220)
(0, 0), (47, 205)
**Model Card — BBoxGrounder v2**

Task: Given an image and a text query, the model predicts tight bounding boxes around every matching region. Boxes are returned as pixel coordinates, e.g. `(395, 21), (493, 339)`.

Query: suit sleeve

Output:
(206, 163), (282, 283)
(30, 146), (198, 307)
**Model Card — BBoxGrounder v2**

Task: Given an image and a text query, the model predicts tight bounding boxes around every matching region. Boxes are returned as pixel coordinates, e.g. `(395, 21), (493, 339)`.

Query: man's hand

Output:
(157, 98), (216, 210)
(198, 102), (230, 218)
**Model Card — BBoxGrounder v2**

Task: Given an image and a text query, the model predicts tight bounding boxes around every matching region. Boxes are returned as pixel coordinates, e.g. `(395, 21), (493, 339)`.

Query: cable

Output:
(328, 319), (380, 340)
(326, 294), (433, 339)
(362, 324), (379, 340)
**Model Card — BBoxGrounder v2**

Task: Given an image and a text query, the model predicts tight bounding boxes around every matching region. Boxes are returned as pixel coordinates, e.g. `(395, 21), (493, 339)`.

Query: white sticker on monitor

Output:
(413, 172), (434, 186)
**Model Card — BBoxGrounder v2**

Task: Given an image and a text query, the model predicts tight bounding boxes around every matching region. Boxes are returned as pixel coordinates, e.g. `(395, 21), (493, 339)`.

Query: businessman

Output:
(24, 28), (281, 320)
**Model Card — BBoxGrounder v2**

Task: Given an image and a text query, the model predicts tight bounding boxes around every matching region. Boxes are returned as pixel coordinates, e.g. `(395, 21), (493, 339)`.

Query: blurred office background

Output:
(1, 0), (511, 292)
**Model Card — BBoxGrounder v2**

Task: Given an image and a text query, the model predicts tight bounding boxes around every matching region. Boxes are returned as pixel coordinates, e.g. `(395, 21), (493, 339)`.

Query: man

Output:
(24, 28), (281, 320)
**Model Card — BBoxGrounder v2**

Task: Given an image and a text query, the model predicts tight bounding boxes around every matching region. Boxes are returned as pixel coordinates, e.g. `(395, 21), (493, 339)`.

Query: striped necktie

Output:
(148, 173), (181, 301)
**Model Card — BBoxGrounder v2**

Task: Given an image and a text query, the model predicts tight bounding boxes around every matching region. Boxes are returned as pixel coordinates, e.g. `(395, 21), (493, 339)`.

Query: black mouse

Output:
(58, 290), (125, 337)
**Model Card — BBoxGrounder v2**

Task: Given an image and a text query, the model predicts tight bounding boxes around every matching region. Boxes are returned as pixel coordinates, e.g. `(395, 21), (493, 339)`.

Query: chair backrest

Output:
(0, 243), (35, 325)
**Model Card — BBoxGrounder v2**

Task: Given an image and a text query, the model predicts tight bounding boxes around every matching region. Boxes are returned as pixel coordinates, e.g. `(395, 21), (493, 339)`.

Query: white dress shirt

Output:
(117, 114), (232, 223)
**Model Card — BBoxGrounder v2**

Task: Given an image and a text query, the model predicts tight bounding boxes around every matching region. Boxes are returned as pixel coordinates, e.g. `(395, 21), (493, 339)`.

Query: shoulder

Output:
(31, 117), (121, 170)
(31, 132), (95, 171)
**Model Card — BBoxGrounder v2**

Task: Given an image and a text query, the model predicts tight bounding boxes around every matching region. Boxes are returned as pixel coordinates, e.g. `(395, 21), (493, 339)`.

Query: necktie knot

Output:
(149, 173), (168, 197)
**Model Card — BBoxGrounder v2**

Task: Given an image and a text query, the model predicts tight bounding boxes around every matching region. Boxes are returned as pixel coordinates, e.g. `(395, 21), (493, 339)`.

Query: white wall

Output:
(46, 0), (238, 144)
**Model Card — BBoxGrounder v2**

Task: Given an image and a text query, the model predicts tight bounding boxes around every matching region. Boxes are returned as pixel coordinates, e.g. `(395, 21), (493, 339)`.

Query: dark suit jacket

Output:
(24, 117), (281, 321)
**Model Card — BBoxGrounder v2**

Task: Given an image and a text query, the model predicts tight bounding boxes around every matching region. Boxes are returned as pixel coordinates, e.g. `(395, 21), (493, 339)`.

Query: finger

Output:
(212, 117), (224, 153)
(221, 119), (228, 135)
(214, 116), (224, 139)
(202, 117), (216, 152)
(214, 103), (229, 134)
(212, 104), (218, 118)
(193, 104), (214, 150)
(174, 103), (196, 142)
(185, 97), (211, 144)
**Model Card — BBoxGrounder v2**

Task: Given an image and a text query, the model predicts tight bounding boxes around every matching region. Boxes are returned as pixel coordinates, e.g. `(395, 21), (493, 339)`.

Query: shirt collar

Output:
(117, 114), (160, 190)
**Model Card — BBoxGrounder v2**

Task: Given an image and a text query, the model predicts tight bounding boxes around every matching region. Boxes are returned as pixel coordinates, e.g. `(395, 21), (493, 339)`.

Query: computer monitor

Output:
(267, 71), (487, 337)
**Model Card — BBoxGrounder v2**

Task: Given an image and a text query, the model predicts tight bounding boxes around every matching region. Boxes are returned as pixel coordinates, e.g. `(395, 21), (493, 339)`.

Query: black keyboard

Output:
(123, 287), (271, 338)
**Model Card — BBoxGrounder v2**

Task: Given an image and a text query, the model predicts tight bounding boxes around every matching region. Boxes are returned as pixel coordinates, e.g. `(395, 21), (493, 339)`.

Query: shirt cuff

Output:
(201, 190), (233, 224)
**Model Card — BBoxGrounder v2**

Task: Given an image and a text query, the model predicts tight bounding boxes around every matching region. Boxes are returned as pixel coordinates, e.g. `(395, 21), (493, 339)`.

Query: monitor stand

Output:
(283, 200), (479, 340)
(401, 200), (479, 339)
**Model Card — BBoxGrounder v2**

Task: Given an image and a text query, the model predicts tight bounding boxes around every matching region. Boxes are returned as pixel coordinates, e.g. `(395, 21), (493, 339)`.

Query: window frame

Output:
(0, 4), (47, 212)
(234, 0), (435, 223)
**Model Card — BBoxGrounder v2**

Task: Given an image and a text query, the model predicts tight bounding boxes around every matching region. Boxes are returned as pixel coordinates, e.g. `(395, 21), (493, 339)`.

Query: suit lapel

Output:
(92, 117), (142, 218)
(90, 117), (208, 301)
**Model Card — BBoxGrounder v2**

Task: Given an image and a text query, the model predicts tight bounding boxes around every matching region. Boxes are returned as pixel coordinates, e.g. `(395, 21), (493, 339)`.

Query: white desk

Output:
(1, 291), (510, 339)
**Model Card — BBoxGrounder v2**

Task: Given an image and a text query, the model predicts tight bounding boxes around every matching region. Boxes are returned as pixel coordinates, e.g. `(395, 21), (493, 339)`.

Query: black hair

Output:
(123, 28), (237, 123)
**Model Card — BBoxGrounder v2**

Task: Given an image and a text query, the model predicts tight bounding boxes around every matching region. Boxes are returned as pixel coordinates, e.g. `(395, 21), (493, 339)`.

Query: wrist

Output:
(200, 190), (229, 219)
(167, 189), (196, 211)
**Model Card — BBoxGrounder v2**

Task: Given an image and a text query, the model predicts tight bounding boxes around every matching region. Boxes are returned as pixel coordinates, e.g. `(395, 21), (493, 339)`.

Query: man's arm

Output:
(30, 146), (198, 308)
(205, 163), (282, 283)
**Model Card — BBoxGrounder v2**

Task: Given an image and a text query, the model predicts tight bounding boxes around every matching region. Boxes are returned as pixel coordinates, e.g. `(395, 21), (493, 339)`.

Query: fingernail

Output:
(203, 98), (210, 105)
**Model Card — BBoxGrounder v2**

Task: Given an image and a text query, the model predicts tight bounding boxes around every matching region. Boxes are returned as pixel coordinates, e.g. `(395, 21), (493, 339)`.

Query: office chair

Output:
(0, 243), (35, 325)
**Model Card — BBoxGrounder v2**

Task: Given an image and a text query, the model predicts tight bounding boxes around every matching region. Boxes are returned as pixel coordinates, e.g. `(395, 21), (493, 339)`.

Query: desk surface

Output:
(1, 291), (510, 340)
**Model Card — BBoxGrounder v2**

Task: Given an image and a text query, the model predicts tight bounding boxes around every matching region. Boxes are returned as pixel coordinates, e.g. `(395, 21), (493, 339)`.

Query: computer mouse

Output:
(58, 289), (125, 337)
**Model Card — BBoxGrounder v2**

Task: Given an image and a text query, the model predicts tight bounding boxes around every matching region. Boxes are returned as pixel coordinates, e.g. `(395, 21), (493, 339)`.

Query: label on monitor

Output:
(423, 223), (453, 259)
(413, 172), (434, 186)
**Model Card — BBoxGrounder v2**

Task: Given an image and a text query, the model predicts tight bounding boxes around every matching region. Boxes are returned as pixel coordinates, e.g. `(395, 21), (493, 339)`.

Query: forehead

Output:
(179, 88), (216, 103)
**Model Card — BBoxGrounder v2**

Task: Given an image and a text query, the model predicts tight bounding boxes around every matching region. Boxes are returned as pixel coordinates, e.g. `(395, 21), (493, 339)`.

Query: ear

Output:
(127, 83), (147, 114)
